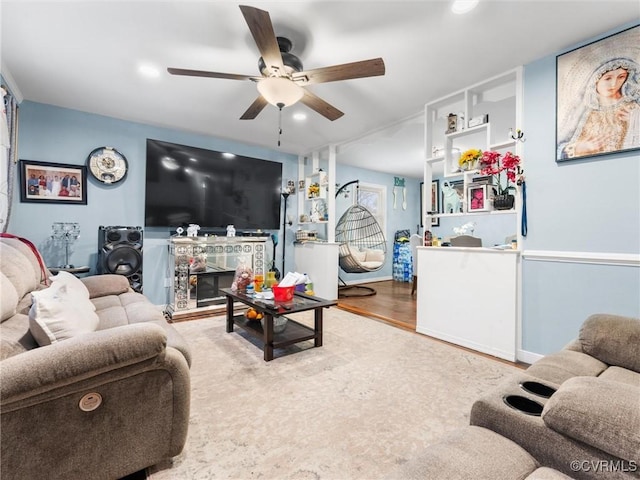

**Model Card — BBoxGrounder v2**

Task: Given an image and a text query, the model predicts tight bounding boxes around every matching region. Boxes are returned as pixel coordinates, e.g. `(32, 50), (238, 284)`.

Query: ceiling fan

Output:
(167, 5), (385, 121)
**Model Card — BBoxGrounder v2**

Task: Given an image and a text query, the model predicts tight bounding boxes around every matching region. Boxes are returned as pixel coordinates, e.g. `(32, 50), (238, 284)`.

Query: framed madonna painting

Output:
(556, 25), (639, 162)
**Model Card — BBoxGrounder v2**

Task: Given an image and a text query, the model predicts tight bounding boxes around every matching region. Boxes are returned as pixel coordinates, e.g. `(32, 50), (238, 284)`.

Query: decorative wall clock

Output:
(86, 147), (128, 184)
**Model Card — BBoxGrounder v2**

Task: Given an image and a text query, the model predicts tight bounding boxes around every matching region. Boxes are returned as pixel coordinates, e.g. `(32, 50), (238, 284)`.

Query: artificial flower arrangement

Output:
(458, 148), (483, 169)
(453, 221), (476, 236)
(308, 182), (320, 198)
(478, 150), (521, 196)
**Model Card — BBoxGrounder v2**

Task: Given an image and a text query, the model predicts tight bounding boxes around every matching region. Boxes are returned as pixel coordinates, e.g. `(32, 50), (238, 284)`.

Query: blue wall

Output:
(9, 101), (299, 305)
(520, 22), (640, 354)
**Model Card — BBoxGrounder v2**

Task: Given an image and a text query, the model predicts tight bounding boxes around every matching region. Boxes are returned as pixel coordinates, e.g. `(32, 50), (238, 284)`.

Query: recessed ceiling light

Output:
(451, 0), (479, 14)
(293, 112), (307, 121)
(138, 64), (160, 78)
(222, 152), (236, 159)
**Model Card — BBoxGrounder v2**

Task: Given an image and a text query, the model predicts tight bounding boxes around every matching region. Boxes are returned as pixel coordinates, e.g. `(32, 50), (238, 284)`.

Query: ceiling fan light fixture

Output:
(451, 0), (479, 14)
(257, 77), (304, 107)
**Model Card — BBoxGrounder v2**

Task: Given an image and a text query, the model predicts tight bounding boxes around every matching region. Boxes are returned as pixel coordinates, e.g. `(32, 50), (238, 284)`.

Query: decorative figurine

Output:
(187, 224), (200, 237)
(442, 181), (462, 213)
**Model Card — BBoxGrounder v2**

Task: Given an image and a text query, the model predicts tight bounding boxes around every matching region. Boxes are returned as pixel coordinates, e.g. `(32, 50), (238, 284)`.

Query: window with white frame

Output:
(355, 183), (387, 234)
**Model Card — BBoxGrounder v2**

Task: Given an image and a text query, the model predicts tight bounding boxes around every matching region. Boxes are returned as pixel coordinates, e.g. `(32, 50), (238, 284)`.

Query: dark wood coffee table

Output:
(222, 288), (337, 361)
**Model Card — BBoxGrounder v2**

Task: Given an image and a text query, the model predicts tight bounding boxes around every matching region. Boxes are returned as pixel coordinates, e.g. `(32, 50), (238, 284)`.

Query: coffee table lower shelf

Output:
(233, 315), (318, 350)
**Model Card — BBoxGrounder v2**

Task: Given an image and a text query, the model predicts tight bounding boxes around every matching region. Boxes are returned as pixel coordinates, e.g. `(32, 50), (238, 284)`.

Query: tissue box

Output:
(273, 285), (295, 302)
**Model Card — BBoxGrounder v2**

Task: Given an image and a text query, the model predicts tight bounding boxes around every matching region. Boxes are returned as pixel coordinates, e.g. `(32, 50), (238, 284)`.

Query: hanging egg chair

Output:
(335, 180), (387, 297)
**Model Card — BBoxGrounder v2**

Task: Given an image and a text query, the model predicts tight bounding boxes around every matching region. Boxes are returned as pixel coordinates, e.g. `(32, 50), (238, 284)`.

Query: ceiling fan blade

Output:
(240, 96), (269, 120)
(300, 90), (344, 121)
(292, 58), (385, 86)
(239, 5), (285, 76)
(167, 68), (258, 81)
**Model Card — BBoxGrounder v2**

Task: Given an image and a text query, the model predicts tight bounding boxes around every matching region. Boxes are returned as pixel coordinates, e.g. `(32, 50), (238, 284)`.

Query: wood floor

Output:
(337, 280), (416, 332)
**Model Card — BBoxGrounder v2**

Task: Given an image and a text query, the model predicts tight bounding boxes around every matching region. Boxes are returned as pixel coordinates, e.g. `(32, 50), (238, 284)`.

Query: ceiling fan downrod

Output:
(277, 102), (284, 147)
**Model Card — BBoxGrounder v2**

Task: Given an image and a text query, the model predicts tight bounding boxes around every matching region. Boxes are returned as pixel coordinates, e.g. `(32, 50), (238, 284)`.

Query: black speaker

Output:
(97, 226), (143, 292)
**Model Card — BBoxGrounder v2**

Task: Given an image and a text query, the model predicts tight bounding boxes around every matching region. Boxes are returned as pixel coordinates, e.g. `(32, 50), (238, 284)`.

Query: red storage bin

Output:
(272, 284), (294, 302)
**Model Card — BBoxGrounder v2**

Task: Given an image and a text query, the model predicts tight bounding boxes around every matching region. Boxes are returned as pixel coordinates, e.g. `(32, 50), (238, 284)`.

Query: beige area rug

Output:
(148, 309), (520, 480)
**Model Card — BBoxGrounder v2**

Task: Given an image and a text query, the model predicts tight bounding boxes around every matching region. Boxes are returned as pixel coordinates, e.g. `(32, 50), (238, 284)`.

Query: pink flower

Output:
(502, 152), (521, 169)
(480, 150), (501, 166)
(476, 150), (522, 196)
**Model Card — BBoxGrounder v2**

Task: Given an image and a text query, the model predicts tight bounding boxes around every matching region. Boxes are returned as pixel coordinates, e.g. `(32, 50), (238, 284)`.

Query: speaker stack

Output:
(97, 226), (143, 292)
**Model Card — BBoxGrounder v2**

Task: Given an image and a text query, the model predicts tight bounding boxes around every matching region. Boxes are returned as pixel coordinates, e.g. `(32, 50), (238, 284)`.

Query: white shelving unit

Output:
(416, 67), (524, 362)
(423, 67), (523, 222)
(300, 170), (329, 224)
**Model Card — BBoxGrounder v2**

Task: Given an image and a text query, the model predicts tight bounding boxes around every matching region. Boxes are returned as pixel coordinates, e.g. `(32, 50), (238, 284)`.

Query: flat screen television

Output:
(144, 139), (282, 230)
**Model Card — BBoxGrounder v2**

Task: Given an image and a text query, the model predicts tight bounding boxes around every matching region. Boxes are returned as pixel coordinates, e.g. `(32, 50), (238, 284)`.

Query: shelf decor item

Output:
(493, 194), (515, 210)
(458, 148), (482, 171)
(478, 150), (521, 210)
(468, 184), (489, 212)
(446, 113), (458, 134)
(308, 182), (320, 198)
(441, 180), (463, 214)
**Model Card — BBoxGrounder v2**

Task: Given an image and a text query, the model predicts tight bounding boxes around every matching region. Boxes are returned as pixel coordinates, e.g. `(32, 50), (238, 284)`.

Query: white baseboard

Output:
(517, 349), (544, 365)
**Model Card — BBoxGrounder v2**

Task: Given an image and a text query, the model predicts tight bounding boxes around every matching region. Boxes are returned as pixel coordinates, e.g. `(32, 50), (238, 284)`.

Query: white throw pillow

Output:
(365, 249), (384, 263)
(29, 281), (99, 346)
(348, 245), (367, 263)
(49, 270), (94, 309)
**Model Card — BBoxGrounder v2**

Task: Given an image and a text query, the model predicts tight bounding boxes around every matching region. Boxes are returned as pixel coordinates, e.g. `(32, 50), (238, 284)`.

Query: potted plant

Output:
(458, 148), (482, 171)
(478, 150), (521, 210)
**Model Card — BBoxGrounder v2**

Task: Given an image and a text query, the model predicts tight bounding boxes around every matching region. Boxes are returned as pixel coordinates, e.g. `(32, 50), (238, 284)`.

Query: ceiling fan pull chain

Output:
(277, 102), (284, 147)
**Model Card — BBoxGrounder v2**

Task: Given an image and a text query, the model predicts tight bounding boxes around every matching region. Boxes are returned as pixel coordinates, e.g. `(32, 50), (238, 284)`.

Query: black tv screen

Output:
(144, 139), (282, 230)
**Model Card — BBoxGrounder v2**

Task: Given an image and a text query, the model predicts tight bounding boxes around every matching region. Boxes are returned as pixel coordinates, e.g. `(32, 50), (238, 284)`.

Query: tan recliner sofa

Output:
(470, 313), (640, 479)
(389, 313), (639, 480)
(1, 236), (191, 480)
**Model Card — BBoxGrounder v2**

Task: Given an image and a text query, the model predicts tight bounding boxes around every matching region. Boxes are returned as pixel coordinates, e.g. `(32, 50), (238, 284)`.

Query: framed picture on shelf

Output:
(468, 184), (489, 212)
(19, 159), (88, 205)
(446, 113), (458, 134)
(419, 180), (441, 227)
(556, 25), (639, 162)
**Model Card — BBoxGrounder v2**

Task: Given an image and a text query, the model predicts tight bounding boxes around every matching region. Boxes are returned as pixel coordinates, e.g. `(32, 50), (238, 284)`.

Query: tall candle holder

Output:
(51, 222), (80, 268)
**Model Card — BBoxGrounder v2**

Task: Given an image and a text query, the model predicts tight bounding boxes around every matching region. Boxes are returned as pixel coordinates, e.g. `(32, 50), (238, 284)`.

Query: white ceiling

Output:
(2, 1), (639, 179)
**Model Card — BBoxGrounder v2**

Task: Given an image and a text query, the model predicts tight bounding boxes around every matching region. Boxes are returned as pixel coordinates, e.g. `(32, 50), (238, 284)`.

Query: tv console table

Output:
(165, 236), (269, 320)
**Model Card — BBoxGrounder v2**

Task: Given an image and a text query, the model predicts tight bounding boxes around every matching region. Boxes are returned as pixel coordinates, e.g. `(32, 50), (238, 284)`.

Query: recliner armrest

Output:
(542, 376), (640, 464)
(1, 323), (167, 404)
(81, 274), (131, 298)
(579, 314), (640, 372)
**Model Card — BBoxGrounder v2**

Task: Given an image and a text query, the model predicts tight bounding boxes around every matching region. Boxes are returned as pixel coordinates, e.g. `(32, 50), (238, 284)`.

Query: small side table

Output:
(48, 266), (91, 277)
